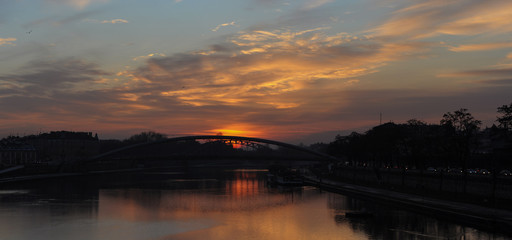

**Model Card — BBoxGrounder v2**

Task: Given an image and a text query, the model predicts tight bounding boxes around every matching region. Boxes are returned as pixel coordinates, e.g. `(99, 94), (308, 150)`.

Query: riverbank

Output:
(0, 162), (271, 184)
(303, 175), (512, 235)
(0, 168), (150, 184)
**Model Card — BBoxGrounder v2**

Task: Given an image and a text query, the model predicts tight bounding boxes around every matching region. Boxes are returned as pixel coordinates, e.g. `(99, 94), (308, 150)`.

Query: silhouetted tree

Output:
(441, 108), (481, 193)
(328, 132), (366, 166)
(406, 119), (426, 126)
(440, 109), (481, 163)
(440, 108), (482, 137)
(403, 119), (428, 169)
(497, 102), (512, 131)
(364, 122), (406, 168)
(124, 131), (167, 144)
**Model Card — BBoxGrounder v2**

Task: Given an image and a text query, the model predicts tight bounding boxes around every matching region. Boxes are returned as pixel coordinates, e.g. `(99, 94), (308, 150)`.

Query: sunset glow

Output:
(209, 126), (263, 138)
(1, 0), (511, 142)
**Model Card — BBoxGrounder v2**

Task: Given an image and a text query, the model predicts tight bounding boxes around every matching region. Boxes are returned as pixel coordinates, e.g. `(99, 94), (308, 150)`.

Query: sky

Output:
(1, 0), (512, 143)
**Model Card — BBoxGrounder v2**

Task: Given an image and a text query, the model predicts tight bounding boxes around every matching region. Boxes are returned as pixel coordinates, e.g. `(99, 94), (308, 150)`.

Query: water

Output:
(0, 168), (509, 240)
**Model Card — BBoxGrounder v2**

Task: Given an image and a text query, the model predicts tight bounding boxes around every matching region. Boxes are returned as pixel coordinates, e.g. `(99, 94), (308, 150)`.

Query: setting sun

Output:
(209, 125), (263, 138)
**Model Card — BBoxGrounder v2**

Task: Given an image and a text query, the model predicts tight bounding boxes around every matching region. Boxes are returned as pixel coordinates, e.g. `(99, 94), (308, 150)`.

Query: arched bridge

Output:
(89, 135), (338, 162)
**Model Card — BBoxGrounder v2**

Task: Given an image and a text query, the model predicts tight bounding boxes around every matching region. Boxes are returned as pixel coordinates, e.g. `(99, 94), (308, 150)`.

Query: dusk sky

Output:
(1, 0), (511, 143)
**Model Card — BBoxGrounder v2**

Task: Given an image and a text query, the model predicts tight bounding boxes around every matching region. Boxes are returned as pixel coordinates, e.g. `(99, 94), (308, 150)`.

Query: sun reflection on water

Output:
(94, 170), (370, 240)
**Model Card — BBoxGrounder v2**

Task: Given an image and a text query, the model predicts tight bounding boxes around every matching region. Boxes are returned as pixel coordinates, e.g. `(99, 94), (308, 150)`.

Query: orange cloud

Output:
(0, 38), (16, 46)
(373, 0), (512, 39)
(72, 26), (431, 139)
(211, 21), (236, 32)
(134, 31), (376, 110)
(449, 42), (512, 52)
(132, 53), (166, 61)
(439, 68), (512, 78)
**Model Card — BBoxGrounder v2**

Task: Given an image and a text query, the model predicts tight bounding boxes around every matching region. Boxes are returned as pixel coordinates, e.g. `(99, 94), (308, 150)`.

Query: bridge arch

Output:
(89, 135), (338, 162)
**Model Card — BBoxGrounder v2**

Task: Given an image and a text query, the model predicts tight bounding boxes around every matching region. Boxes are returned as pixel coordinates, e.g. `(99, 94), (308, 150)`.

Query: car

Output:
(500, 170), (511, 176)
(480, 169), (491, 175)
(466, 169), (477, 174)
(426, 167), (437, 172)
(446, 168), (462, 173)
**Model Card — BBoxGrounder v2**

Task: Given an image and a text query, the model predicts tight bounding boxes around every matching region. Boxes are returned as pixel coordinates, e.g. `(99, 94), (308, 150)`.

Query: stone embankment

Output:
(303, 175), (512, 235)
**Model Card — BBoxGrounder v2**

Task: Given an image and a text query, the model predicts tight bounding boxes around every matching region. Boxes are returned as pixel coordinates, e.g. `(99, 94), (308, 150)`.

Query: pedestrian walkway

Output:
(303, 175), (512, 234)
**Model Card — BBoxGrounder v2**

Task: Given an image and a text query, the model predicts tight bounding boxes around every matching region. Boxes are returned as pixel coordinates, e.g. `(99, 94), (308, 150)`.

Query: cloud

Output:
(0, 38), (16, 46)
(478, 79), (512, 85)
(251, 0), (290, 8)
(83, 18), (129, 24)
(449, 42), (512, 52)
(301, 0), (334, 10)
(0, 29), (507, 140)
(373, 0), (512, 40)
(132, 53), (166, 61)
(123, 28), (427, 113)
(45, 0), (109, 9)
(101, 19), (128, 24)
(0, 58), (110, 96)
(440, 67), (512, 78)
(6, 0), (512, 140)
(0, 58), (126, 136)
(24, 9), (105, 28)
(211, 21), (236, 32)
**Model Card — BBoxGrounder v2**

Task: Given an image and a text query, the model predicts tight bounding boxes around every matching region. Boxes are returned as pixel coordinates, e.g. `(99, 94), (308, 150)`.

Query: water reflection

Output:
(326, 193), (506, 240)
(95, 170), (365, 240)
(0, 169), (510, 240)
(98, 171), (298, 220)
(227, 171), (261, 197)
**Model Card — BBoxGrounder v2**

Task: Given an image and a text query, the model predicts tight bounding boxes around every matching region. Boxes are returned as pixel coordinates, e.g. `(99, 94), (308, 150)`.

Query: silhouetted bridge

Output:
(88, 135), (338, 164)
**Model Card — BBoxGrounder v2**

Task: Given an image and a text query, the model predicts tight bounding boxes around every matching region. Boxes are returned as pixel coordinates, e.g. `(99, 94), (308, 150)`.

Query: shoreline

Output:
(0, 168), (151, 184)
(303, 175), (512, 235)
(0, 164), (268, 184)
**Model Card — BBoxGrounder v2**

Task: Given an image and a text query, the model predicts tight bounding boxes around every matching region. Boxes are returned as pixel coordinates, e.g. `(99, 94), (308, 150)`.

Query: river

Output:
(0, 168), (509, 240)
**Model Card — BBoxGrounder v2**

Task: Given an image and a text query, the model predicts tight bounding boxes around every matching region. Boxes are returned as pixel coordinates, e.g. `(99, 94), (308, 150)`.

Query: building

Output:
(0, 137), (38, 167)
(25, 131), (100, 164)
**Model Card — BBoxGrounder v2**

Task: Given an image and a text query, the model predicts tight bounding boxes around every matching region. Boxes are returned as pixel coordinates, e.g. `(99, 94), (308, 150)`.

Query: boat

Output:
(267, 171), (303, 186)
(268, 174), (303, 186)
(267, 165), (303, 186)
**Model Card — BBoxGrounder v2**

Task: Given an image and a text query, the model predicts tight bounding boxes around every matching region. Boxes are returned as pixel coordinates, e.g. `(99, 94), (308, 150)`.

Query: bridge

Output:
(89, 135), (338, 163)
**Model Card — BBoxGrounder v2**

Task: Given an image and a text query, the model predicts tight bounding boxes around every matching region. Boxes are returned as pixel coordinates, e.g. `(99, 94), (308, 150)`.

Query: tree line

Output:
(326, 103), (512, 171)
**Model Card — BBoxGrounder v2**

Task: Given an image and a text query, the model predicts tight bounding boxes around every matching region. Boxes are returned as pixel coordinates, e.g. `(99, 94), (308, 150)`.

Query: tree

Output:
(497, 102), (512, 131)
(406, 118), (426, 126)
(440, 109), (481, 168)
(440, 109), (481, 193)
(125, 131), (167, 144)
(404, 119), (428, 169)
(440, 108), (481, 136)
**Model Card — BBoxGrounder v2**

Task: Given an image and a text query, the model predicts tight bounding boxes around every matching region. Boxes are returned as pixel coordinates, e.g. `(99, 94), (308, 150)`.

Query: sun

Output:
(208, 124), (263, 137)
